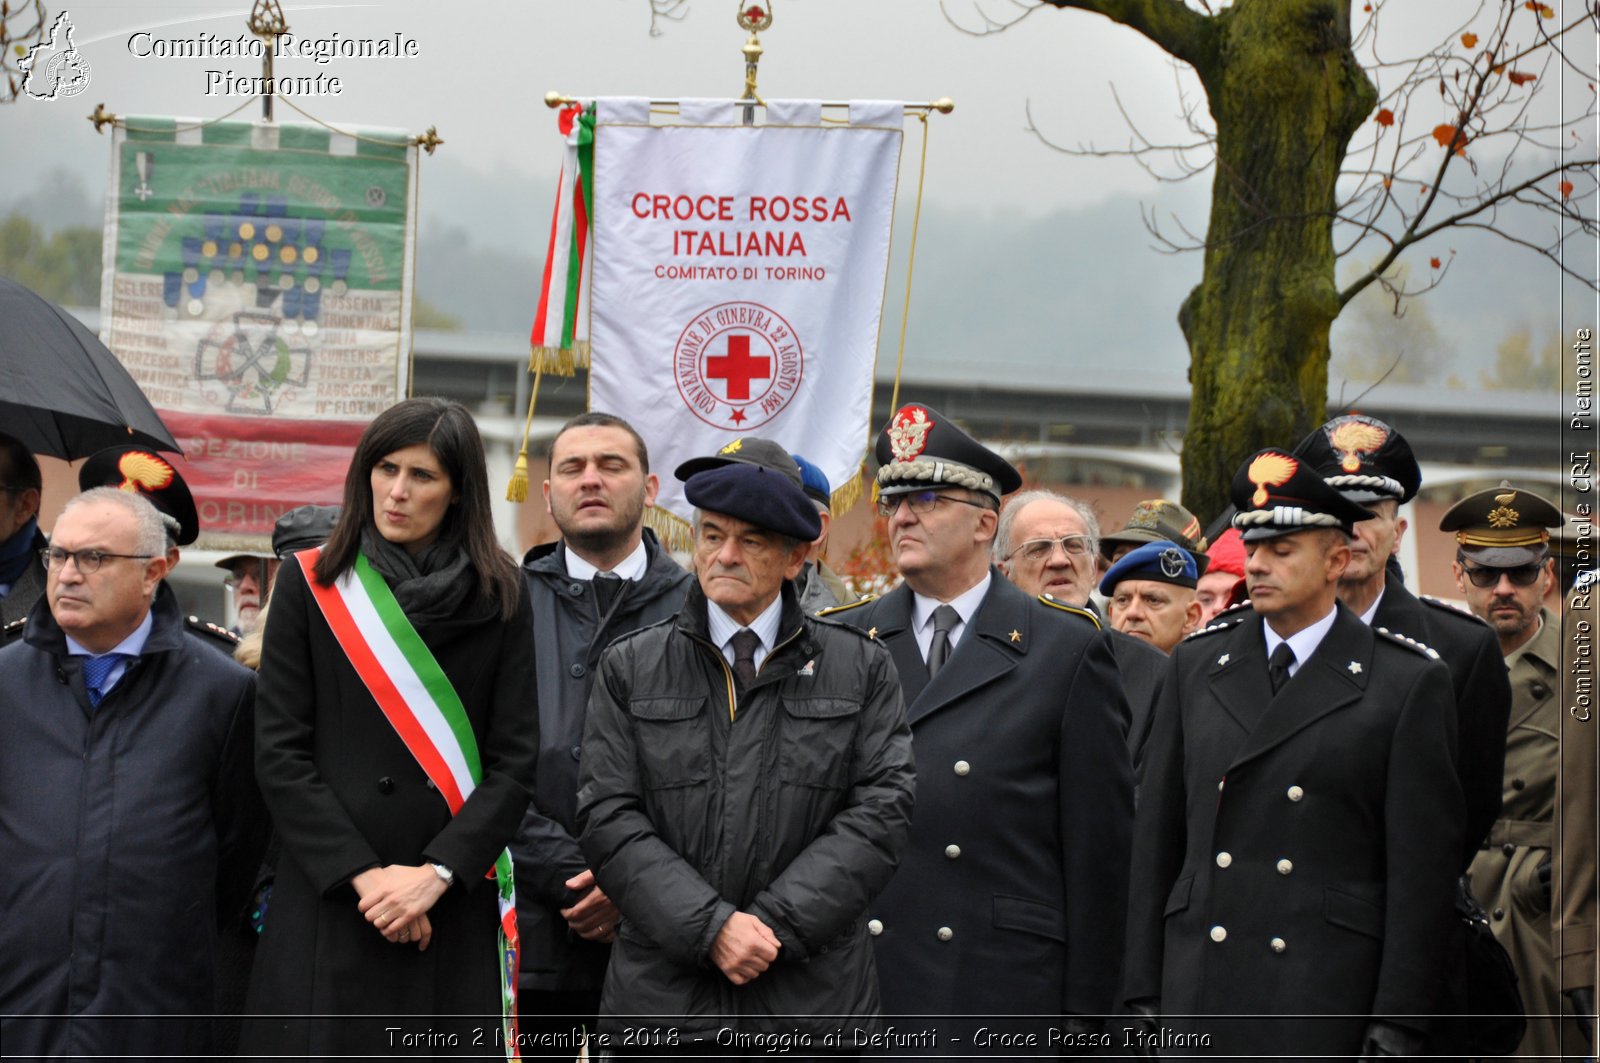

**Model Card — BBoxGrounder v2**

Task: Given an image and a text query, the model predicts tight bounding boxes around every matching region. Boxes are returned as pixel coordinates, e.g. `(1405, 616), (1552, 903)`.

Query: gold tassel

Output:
(505, 356), (546, 502)
(506, 449), (530, 503)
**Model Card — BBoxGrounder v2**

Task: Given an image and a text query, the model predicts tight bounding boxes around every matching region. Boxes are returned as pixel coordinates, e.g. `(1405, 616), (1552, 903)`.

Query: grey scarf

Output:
(360, 527), (474, 627)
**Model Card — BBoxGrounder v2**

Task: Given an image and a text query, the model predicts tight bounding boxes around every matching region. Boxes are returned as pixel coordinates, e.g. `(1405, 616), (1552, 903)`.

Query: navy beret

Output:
(1100, 540), (1199, 596)
(685, 464), (821, 542)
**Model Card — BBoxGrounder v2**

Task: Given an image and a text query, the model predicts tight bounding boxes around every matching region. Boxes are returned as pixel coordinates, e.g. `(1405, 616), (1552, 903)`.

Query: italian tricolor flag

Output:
(529, 102), (595, 375)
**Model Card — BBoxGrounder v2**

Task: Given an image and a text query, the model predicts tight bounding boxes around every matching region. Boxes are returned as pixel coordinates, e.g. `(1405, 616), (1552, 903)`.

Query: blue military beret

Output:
(684, 463), (822, 542)
(1099, 540), (1200, 596)
(790, 453), (832, 508)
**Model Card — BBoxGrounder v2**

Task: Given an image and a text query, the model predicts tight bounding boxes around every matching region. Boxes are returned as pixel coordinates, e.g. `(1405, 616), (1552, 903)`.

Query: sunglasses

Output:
(1459, 561), (1544, 589)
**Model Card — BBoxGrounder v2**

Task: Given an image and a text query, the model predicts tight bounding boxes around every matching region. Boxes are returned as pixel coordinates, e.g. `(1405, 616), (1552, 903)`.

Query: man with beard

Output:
(513, 412), (691, 1052)
(1444, 482), (1586, 1057)
(213, 551), (278, 635)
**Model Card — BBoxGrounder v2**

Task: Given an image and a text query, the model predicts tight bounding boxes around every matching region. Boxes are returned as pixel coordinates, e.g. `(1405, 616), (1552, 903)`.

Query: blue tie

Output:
(82, 653), (130, 707)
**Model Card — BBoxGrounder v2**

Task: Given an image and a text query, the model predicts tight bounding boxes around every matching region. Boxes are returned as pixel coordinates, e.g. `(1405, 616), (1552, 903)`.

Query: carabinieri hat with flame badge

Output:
(1292, 414), (1421, 504)
(77, 445), (200, 546)
(1229, 448), (1376, 542)
(874, 402), (1022, 501)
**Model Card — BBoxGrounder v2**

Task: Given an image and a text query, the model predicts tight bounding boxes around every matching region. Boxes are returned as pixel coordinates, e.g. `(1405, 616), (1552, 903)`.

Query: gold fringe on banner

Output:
(644, 506), (695, 554)
(528, 341), (591, 377)
(829, 457), (868, 515)
(506, 357), (546, 503)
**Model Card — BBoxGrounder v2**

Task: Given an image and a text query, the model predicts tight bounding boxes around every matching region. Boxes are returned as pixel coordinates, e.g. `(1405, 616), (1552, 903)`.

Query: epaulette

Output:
(815, 595), (876, 618)
(2, 616), (25, 642)
(1185, 602), (1253, 640)
(1038, 594), (1100, 629)
(1373, 625), (1442, 660)
(1418, 595), (1481, 622)
(187, 614), (241, 647)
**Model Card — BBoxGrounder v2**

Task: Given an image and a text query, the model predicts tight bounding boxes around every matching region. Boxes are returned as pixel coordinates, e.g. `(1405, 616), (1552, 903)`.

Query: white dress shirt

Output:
(562, 538), (649, 582)
(911, 572), (992, 665)
(1261, 605), (1339, 679)
(707, 593), (784, 673)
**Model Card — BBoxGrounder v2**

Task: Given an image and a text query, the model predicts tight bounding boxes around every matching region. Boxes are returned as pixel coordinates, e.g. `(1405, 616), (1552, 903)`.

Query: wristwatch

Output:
(431, 862), (455, 887)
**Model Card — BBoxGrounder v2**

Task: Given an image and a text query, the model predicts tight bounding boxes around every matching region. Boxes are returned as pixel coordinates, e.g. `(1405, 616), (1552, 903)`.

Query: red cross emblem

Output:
(705, 334), (772, 401)
(673, 301), (804, 431)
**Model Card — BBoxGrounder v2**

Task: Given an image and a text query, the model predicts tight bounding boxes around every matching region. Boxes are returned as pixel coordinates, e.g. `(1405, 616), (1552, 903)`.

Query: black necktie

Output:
(593, 571), (623, 615)
(1269, 642), (1295, 694)
(730, 628), (761, 692)
(928, 604), (960, 678)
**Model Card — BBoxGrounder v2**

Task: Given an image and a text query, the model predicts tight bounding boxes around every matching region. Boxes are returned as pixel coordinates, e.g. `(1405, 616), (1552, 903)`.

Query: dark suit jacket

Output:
(1124, 604), (1464, 1058)
(832, 571), (1133, 1019)
(1371, 572), (1511, 863)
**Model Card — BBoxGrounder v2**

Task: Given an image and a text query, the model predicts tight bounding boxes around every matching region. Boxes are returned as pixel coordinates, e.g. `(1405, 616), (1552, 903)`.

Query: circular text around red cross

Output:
(673, 301), (804, 430)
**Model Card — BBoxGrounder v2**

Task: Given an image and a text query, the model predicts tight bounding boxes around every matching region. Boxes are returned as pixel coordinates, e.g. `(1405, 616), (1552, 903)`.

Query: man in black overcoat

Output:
(1123, 449), (1464, 1059)
(0, 487), (266, 1059)
(826, 403), (1133, 1048)
(1293, 414), (1511, 860)
(514, 412), (691, 1046)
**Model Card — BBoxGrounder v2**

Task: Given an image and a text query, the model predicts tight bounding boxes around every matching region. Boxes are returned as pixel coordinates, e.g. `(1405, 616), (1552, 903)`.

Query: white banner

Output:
(588, 106), (903, 528)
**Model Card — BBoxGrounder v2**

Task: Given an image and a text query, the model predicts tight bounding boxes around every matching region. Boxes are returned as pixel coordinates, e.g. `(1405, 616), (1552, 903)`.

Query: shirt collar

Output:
(706, 591), (784, 654)
(1357, 585), (1385, 626)
(65, 606), (155, 659)
(912, 571), (992, 633)
(1262, 604), (1339, 670)
(562, 537), (649, 582)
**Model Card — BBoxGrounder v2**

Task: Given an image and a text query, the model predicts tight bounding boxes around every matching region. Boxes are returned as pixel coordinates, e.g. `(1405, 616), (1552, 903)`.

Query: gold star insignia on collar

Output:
(867, 626), (878, 639)
(1217, 653), (1231, 666)
(1009, 629), (1021, 642)
(1347, 661), (1362, 675)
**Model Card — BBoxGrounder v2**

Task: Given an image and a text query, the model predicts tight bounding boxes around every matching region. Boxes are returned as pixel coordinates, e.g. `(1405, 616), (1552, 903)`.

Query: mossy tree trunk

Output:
(1043, 0), (1376, 521)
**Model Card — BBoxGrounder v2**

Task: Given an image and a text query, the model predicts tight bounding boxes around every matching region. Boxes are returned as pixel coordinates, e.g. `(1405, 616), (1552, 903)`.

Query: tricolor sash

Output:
(299, 548), (521, 1060)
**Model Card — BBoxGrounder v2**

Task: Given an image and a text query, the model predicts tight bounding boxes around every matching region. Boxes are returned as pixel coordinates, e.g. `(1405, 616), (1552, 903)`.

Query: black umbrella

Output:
(0, 275), (181, 460)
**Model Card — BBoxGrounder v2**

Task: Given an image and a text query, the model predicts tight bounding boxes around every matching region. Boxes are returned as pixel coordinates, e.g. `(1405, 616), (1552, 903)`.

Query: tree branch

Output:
(1038, 0), (1219, 78)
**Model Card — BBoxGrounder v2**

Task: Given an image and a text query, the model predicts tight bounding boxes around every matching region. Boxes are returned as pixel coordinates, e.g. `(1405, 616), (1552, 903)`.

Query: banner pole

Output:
(246, 0), (288, 122)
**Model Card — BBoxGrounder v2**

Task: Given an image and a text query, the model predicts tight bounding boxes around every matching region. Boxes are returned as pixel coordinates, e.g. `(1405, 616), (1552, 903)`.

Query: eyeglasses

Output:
(875, 489), (991, 519)
(1006, 535), (1094, 564)
(1459, 561), (1544, 588)
(42, 546), (155, 574)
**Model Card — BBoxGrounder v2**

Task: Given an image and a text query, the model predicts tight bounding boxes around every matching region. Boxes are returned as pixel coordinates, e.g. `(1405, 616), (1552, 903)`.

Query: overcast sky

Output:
(2, 0), (1592, 386)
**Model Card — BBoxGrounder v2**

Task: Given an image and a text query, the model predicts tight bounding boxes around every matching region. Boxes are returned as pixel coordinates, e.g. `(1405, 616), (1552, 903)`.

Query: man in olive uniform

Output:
(1294, 415), (1512, 862)
(1447, 482), (1586, 1057)
(826, 403), (1133, 1045)
(1124, 449), (1463, 1059)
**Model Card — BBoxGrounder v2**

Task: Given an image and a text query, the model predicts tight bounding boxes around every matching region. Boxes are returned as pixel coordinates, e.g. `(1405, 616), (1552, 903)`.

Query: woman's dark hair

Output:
(315, 397), (522, 619)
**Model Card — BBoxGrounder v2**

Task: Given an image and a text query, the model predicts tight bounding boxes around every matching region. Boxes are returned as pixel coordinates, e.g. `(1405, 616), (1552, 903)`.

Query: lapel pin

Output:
(1009, 629), (1021, 643)
(1347, 661), (1362, 675)
(1217, 653), (1231, 667)
(867, 626), (877, 639)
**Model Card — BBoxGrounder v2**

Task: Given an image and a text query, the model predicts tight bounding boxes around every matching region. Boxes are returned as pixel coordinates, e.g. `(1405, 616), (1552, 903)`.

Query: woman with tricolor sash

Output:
(244, 398), (537, 1058)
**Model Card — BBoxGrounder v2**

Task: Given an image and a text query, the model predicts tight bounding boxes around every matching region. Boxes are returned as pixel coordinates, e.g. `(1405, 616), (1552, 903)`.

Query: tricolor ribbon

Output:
(300, 548), (522, 1061)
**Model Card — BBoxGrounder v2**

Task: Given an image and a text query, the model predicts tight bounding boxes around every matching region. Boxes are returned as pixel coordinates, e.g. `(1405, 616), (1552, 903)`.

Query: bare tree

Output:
(953, 0), (1597, 517)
